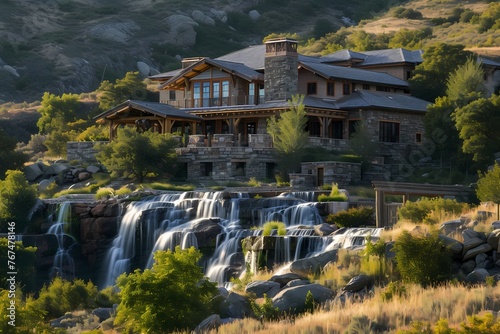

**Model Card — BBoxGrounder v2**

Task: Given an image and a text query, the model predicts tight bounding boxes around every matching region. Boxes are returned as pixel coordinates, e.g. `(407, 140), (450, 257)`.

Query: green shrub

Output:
(393, 230), (452, 287)
(262, 221), (286, 236)
(326, 206), (375, 228)
(398, 197), (468, 224)
(95, 187), (114, 199)
(317, 183), (348, 202)
(115, 185), (133, 196)
(34, 277), (99, 320)
(250, 294), (279, 321)
(381, 281), (407, 302)
(146, 182), (195, 191)
(248, 177), (261, 187)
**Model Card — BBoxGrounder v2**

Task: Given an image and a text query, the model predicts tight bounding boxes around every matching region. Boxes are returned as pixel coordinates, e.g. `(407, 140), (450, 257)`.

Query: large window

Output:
(192, 79), (230, 107)
(343, 81), (351, 95)
(379, 121), (400, 142)
(248, 83), (255, 104)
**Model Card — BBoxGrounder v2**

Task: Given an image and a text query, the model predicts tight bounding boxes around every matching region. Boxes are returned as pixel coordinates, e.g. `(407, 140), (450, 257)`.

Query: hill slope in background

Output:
(0, 0), (497, 103)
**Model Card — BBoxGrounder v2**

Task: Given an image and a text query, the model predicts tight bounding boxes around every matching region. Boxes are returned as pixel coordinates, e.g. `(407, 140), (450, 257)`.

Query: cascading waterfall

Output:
(47, 202), (77, 280)
(101, 189), (378, 288)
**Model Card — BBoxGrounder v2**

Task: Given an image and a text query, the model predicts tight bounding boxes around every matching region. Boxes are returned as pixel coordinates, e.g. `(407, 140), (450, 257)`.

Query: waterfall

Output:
(47, 202), (77, 280)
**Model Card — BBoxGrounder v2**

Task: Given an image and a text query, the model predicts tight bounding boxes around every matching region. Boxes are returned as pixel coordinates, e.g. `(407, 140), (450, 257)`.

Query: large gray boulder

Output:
(24, 163), (43, 182)
(272, 284), (334, 313)
(314, 223), (337, 236)
(248, 10), (260, 21)
(487, 229), (500, 251)
(163, 14), (198, 47)
(289, 249), (338, 277)
(210, 8), (227, 22)
(465, 268), (489, 284)
(343, 274), (374, 293)
(269, 273), (306, 288)
(439, 234), (463, 255)
(194, 314), (220, 334)
(463, 244), (493, 262)
(245, 280), (281, 298)
(462, 229), (487, 254)
(87, 21), (140, 43)
(192, 10), (215, 25)
(222, 292), (252, 319)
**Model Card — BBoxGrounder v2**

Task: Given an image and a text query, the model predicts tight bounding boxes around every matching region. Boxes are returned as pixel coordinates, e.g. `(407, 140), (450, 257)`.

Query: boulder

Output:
(289, 249), (338, 277)
(461, 260), (476, 275)
(78, 172), (91, 181)
(38, 178), (57, 191)
(94, 217), (118, 237)
(223, 292), (252, 318)
(462, 229), (486, 254)
(192, 218), (223, 248)
(163, 14), (198, 47)
(488, 229), (500, 251)
(194, 314), (221, 334)
(46, 163), (70, 176)
(439, 219), (464, 236)
(192, 10), (215, 25)
(314, 223), (337, 236)
(136, 61), (150, 76)
(210, 8), (227, 22)
(284, 279), (310, 288)
(245, 280), (281, 298)
(87, 21), (140, 43)
(24, 163), (43, 182)
(3, 64), (19, 77)
(272, 284), (334, 313)
(91, 203), (120, 217)
(86, 165), (101, 174)
(465, 268), (489, 284)
(343, 274), (374, 293)
(269, 273), (306, 288)
(92, 308), (114, 321)
(248, 10), (260, 21)
(438, 234), (463, 255)
(463, 244), (493, 262)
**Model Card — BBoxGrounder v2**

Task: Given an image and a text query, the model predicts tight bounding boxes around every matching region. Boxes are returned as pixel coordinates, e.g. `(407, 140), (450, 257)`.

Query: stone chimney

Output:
(264, 38), (299, 102)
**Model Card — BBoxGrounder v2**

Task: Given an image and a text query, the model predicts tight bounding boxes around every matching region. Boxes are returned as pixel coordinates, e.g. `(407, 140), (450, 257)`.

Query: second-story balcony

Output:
(162, 95), (266, 108)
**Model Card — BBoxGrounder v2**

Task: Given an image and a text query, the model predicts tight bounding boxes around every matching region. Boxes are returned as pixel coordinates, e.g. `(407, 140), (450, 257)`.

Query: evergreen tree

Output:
(267, 95), (309, 180)
(477, 164), (500, 220)
(97, 71), (148, 111)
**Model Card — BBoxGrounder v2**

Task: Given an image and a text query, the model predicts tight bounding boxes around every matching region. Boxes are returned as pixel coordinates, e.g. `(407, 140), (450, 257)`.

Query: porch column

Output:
(109, 120), (114, 140)
(375, 189), (384, 228)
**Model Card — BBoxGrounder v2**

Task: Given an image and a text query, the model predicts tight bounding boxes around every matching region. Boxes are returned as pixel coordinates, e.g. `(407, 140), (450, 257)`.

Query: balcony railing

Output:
(163, 95), (266, 108)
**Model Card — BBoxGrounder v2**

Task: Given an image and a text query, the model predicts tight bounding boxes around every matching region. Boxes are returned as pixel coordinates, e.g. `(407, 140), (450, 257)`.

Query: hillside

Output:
(0, 0), (498, 105)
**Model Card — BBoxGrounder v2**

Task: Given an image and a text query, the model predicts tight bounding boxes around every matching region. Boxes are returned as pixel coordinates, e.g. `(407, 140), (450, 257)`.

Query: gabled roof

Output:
(159, 58), (263, 90)
(321, 48), (423, 66)
(336, 90), (429, 113)
(94, 100), (202, 121)
(299, 61), (409, 88)
(215, 44), (266, 70)
(148, 69), (182, 81)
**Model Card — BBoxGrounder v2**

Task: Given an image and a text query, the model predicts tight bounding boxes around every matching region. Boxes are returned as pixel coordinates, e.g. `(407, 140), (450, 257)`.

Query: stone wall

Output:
(295, 161), (362, 188)
(67, 141), (108, 163)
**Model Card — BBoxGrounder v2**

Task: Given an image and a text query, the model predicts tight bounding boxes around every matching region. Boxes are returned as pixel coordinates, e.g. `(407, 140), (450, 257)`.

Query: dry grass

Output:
(212, 284), (500, 333)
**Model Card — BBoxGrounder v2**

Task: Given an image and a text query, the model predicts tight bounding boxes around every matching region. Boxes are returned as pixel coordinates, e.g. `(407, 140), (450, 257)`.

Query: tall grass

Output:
(210, 284), (500, 333)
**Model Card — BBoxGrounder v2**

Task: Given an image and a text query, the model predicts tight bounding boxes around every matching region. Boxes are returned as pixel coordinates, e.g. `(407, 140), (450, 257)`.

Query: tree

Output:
(37, 92), (81, 134)
(97, 72), (148, 111)
(409, 43), (473, 101)
(446, 57), (486, 104)
(115, 246), (220, 333)
(348, 120), (378, 167)
(393, 230), (452, 287)
(267, 95), (309, 180)
(452, 94), (500, 167)
(388, 27), (432, 49)
(476, 164), (500, 219)
(0, 129), (26, 177)
(96, 127), (178, 183)
(0, 170), (38, 233)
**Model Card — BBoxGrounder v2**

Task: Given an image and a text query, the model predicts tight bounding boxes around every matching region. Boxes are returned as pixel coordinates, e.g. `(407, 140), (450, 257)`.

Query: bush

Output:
(381, 281), (407, 301)
(326, 206), (375, 228)
(115, 247), (220, 333)
(398, 197), (468, 224)
(34, 277), (99, 320)
(95, 187), (115, 200)
(317, 183), (348, 202)
(262, 221), (286, 236)
(250, 294), (279, 321)
(393, 230), (452, 287)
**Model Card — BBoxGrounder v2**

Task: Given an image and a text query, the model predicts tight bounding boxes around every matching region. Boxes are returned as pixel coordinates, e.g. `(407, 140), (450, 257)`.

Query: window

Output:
(327, 82), (335, 96)
(248, 83), (255, 104)
(234, 162), (246, 177)
(247, 122), (256, 135)
(379, 121), (400, 143)
(307, 82), (317, 95)
(193, 82), (200, 107)
(191, 79), (230, 107)
(343, 81), (351, 95)
(169, 90), (176, 100)
(416, 133), (422, 143)
(212, 82), (220, 106)
(348, 120), (359, 139)
(200, 162), (213, 177)
(222, 81), (229, 105)
(362, 84), (370, 90)
(376, 86), (391, 92)
(332, 121), (343, 139)
(202, 82), (210, 106)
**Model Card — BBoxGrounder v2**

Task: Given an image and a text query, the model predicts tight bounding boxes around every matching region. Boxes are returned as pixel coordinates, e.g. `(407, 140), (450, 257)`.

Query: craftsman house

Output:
(92, 38), (498, 183)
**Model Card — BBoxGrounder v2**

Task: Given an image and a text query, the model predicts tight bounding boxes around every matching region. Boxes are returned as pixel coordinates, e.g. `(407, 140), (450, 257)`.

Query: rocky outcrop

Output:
(272, 284), (334, 313)
(245, 280), (281, 298)
(87, 21), (140, 43)
(163, 15), (198, 47)
(289, 250), (338, 277)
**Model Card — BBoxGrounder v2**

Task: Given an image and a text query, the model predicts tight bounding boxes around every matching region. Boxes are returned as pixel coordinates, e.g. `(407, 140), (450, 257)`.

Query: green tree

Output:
(476, 164), (500, 220)
(0, 289), (46, 334)
(0, 170), (38, 233)
(97, 71), (148, 111)
(348, 120), (378, 167)
(0, 129), (26, 177)
(446, 57), (486, 104)
(96, 127), (178, 183)
(388, 27), (432, 49)
(115, 246), (220, 333)
(409, 43), (473, 101)
(452, 94), (500, 167)
(0, 239), (37, 291)
(393, 230), (452, 287)
(37, 92), (81, 134)
(267, 95), (309, 180)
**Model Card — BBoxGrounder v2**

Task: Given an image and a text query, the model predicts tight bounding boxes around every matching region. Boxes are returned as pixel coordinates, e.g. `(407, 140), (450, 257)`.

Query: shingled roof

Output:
(336, 90), (429, 113)
(94, 100), (203, 121)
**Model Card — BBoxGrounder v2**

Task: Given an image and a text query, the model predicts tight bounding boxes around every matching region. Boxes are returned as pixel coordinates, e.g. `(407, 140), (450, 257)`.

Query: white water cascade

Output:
(101, 190), (378, 288)
(47, 202), (77, 280)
